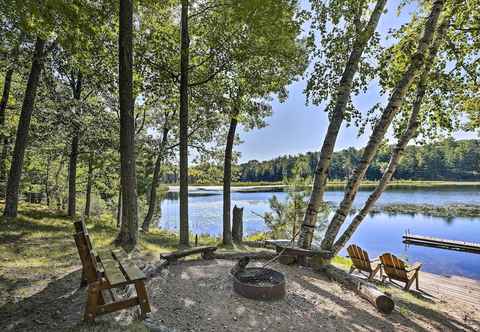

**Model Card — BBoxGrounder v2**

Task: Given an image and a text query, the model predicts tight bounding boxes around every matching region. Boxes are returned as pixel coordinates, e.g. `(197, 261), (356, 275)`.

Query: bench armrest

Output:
(406, 262), (422, 272)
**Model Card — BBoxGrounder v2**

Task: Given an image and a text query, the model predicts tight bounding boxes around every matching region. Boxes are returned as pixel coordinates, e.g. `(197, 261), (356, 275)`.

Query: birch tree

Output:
(320, 0), (446, 252)
(331, 4), (456, 254)
(298, 0), (388, 248)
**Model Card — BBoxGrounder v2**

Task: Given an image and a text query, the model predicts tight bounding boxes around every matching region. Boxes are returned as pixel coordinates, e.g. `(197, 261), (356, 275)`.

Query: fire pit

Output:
(233, 267), (286, 301)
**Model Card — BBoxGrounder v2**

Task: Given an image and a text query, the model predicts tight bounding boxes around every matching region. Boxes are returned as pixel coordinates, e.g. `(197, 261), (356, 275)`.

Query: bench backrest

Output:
(347, 244), (372, 273)
(74, 220), (100, 284)
(379, 253), (408, 281)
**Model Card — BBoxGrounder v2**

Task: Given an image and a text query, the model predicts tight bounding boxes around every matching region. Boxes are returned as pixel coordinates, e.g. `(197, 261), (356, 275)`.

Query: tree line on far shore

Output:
(237, 139), (480, 183)
(171, 138), (480, 184)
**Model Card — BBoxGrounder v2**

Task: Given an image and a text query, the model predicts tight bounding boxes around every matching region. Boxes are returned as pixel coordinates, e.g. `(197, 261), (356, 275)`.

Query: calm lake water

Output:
(158, 188), (480, 280)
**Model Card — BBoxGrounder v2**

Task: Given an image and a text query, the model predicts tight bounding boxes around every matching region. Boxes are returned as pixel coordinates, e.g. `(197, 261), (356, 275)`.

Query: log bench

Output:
(272, 243), (331, 266)
(160, 246), (217, 264)
(73, 220), (151, 321)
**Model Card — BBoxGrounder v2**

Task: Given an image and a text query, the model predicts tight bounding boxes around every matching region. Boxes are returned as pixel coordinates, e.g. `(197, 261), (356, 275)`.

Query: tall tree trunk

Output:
(298, 0), (387, 249)
(0, 64), (15, 189)
(67, 72), (82, 217)
(115, 0), (138, 250)
(53, 145), (66, 210)
(0, 68), (13, 127)
(330, 8), (453, 255)
(84, 151), (93, 217)
(222, 112), (238, 246)
(3, 37), (45, 218)
(179, 0), (190, 246)
(142, 154), (162, 232)
(0, 138), (9, 194)
(67, 133), (79, 217)
(142, 126), (169, 232)
(116, 186), (122, 228)
(321, 0), (445, 252)
(45, 156), (51, 206)
(0, 36), (22, 190)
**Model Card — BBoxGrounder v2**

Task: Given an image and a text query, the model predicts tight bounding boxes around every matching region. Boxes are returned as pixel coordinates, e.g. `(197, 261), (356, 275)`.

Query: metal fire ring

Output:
(233, 267), (286, 301)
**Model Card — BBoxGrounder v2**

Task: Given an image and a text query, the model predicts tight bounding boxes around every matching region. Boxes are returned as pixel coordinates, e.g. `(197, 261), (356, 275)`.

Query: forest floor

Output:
(0, 204), (479, 331)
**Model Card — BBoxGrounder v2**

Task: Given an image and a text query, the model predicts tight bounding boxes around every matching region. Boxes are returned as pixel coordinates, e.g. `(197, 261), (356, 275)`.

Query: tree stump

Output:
(232, 205), (243, 243)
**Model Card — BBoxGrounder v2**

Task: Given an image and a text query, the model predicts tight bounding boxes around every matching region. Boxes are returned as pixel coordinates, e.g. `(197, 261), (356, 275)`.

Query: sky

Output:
(236, 1), (476, 163)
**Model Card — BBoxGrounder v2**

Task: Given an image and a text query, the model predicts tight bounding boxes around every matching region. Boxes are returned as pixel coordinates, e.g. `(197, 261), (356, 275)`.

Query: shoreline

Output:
(163, 185), (480, 218)
(165, 180), (480, 193)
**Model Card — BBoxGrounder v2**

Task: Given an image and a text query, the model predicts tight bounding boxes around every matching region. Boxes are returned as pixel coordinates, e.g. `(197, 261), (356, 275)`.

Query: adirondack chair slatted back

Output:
(347, 244), (372, 273)
(380, 253), (408, 281)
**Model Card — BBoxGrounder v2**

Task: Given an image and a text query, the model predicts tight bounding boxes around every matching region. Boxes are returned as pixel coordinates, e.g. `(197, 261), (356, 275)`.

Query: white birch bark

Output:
(298, 0), (388, 248)
(330, 4), (455, 255)
(320, 0), (446, 252)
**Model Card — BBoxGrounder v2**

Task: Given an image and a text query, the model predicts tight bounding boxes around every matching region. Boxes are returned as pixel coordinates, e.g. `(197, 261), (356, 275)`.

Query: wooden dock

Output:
(403, 234), (480, 254)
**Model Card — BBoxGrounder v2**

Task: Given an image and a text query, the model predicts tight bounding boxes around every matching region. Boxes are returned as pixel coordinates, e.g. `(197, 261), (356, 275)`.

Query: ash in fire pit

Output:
(231, 258), (286, 301)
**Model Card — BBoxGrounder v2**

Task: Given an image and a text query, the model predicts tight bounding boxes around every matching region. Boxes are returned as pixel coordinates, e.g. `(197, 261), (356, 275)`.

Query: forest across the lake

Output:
(159, 139), (480, 185)
(238, 139), (480, 182)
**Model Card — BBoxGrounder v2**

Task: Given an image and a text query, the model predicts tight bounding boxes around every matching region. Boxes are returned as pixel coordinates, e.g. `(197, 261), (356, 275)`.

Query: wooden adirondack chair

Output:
(379, 253), (422, 291)
(346, 244), (382, 281)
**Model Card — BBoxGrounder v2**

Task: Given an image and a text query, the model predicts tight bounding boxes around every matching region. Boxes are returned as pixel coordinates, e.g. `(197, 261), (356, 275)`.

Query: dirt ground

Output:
(0, 207), (478, 332)
(1, 256), (479, 331)
(145, 259), (480, 332)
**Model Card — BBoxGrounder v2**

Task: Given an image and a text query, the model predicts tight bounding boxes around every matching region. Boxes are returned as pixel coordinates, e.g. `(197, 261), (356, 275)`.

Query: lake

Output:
(158, 188), (480, 280)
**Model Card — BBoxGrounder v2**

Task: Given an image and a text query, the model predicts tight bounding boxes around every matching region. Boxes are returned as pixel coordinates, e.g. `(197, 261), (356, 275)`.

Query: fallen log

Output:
(213, 251), (277, 260)
(320, 264), (394, 314)
(240, 240), (266, 248)
(160, 246), (217, 264)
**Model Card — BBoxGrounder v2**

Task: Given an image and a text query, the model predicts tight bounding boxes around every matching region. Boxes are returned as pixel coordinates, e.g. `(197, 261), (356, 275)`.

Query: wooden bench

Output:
(73, 220), (151, 321)
(272, 243), (331, 266)
(160, 246), (217, 264)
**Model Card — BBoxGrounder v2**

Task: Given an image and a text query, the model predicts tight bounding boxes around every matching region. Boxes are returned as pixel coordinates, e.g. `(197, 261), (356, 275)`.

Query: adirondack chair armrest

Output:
(406, 262), (422, 272)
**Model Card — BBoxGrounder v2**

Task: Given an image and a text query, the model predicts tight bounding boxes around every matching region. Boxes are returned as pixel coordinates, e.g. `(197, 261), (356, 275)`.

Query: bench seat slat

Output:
(98, 252), (127, 286)
(112, 250), (146, 281)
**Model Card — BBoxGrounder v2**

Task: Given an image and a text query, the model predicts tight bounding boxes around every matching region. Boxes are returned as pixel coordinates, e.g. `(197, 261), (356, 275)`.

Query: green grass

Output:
(0, 203), (219, 274)
(331, 255), (352, 269)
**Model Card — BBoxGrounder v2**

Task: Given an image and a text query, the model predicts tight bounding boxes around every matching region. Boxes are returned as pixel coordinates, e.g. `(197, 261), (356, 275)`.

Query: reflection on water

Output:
(158, 188), (480, 279)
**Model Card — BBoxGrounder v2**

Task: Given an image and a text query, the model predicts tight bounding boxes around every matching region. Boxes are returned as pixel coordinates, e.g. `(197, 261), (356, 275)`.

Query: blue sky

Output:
(237, 1), (475, 163)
